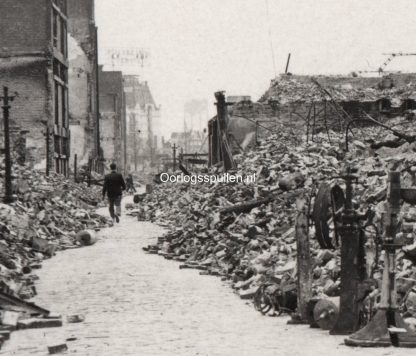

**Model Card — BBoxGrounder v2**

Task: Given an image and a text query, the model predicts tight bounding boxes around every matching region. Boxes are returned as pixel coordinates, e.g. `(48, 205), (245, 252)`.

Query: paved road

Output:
(0, 198), (411, 356)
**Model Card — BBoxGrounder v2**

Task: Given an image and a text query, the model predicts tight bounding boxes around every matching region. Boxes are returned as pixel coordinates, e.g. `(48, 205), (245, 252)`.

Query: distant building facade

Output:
(123, 75), (160, 171)
(170, 130), (207, 154)
(0, 0), (70, 174)
(99, 67), (126, 169)
(67, 0), (99, 166)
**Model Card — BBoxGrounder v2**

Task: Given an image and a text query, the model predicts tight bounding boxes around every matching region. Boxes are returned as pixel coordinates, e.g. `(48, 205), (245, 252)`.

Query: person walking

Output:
(125, 173), (136, 194)
(102, 163), (126, 223)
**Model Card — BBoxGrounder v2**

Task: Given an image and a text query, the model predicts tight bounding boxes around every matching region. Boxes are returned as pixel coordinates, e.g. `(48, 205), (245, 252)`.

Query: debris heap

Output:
(0, 161), (107, 301)
(139, 115), (416, 320)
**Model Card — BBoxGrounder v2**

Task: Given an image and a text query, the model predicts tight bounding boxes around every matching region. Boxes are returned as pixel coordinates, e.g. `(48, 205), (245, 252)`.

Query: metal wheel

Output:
(313, 183), (345, 249)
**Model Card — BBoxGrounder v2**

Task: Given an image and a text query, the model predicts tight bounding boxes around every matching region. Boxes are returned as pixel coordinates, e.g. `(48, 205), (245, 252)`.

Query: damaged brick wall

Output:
(0, 61), (51, 168)
(0, 0), (52, 168)
(67, 0), (98, 166)
(123, 76), (160, 171)
(227, 101), (279, 145)
(0, 0), (69, 174)
(99, 69), (125, 166)
(0, 0), (50, 54)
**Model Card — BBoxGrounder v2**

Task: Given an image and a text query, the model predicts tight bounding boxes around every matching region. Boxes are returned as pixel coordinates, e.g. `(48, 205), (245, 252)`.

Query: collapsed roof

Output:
(259, 74), (416, 105)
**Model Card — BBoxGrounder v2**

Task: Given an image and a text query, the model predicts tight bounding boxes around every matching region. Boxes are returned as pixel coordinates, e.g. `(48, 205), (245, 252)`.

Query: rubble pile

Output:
(259, 74), (416, 104)
(138, 115), (416, 317)
(0, 161), (107, 301)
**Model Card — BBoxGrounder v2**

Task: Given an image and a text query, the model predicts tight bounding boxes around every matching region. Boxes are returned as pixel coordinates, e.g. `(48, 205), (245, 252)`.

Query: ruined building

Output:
(208, 73), (416, 167)
(67, 0), (99, 167)
(170, 130), (207, 154)
(0, 0), (70, 174)
(259, 73), (416, 130)
(123, 75), (160, 171)
(99, 67), (126, 170)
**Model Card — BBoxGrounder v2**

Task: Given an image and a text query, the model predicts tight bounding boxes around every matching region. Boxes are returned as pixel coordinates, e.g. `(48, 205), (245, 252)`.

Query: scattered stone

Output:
(17, 317), (63, 329)
(0, 330), (11, 340)
(405, 317), (416, 332)
(48, 343), (68, 354)
(76, 230), (97, 246)
(67, 314), (85, 323)
(130, 115), (416, 318)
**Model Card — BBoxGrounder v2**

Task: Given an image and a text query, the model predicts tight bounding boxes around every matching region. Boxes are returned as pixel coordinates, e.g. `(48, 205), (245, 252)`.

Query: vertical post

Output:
(134, 130), (137, 171)
(305, 103), (312, 145)
(380, 172), (401, 310)
(346, 171), (416, 347)
(214, 91), (236, 171)
(95, 26), (101, 160)
(46, 127), (50, 176)
(293, 198), (312, 323)
(74, 154), (78, 183)
(1, 87), (15, 203)
(312, 102), (316, 142)
(88, 158), (92, 187)
(331, 165), (366, 335)
(324, 101), (331, 144)
(122, 92), (127, 175)
(172, 144), (178, 172)
(285, 53), (291, 74)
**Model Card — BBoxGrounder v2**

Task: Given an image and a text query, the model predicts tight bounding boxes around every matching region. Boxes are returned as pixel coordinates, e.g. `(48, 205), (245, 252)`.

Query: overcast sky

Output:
(95, 0), (416, 137)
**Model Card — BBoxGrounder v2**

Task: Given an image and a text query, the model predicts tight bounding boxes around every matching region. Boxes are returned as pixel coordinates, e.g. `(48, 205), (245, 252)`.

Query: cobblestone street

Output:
(0, 198), (410, 356)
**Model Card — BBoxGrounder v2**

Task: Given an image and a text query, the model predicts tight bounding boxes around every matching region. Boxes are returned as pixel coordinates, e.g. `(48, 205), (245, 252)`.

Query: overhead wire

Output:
(264, 0), (277, 77)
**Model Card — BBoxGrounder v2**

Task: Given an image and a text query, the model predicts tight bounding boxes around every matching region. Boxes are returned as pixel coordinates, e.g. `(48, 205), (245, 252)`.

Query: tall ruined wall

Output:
(100, 112), (117, 163)
(0, 61), (51, 167)
(99, 70), (124, 166)
(67, 0), (95, 44)
(68, 34), (93, 165)
(67, 0), (97, 166)
(0, 0), (50, 54)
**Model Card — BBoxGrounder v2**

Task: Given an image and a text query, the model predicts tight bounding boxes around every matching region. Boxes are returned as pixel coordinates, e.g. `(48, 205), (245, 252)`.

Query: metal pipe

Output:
(94, 26), (101, 158)
(1, 87), (13, 203)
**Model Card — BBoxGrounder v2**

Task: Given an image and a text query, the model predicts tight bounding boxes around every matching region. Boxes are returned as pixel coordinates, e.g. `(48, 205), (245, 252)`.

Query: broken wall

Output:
(228, 101), (278, 145)
(0, 60), (52, 168)
(124, 75), (161, 171)
(68, 34), (93, 166)
(99, 69), (125, 166)
(67, 0), (98, 166)
(0, 0), (50, 54)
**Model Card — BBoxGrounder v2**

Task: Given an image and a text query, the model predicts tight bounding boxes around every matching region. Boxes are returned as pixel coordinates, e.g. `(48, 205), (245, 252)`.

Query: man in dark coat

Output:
(102, 163), (126, 223)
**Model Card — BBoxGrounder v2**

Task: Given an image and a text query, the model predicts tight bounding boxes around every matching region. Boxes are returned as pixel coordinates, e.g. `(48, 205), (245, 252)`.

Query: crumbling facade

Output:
(208, 95), (278, 167)
(0, 0), (70, 175)
(170, 130), (207, 154)
(259, 73), (416, 134)
(124, 75), (160, 172)
(209, 73), (416, 167)
(67, 0), (99, 167)
(99, 67), (126, 169)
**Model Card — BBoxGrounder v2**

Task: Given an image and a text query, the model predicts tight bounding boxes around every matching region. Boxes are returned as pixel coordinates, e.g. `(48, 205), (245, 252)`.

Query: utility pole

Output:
(147, 106), (153, 168)
(74, 154), (78, 183)
(132, 112), (138, 171)
(45, 126), (51, 176)
(135, 129), (141, 172)
(1, 87), (16, 203)
(172, 143), (179, 172)
(134, 131), (137, 172)
(95, 26), (101, 160)
(214, 91), (236, 171)
(285, 53), (291, 74)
